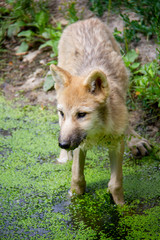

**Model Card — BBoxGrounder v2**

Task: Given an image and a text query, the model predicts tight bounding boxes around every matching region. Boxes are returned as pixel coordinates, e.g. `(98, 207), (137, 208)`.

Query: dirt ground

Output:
(0, 0), (159, 143)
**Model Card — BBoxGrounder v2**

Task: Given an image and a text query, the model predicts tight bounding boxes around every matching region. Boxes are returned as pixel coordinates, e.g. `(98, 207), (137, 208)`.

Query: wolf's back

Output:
(58, 18), (128, 94)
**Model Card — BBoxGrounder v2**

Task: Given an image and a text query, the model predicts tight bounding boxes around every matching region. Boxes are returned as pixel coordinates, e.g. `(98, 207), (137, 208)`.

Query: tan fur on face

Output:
(54, 70), (110, 149)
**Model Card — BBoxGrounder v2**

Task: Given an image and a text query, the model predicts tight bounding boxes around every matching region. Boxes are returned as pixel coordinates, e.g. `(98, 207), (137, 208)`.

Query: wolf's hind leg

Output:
(126, 126), (152, 156)
(70, 146), (86, 195)
(58, 149), (73, 163)
(108, 140), (124, 205)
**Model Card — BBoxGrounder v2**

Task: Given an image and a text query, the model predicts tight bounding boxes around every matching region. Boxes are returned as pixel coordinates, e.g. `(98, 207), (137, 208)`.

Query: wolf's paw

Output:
(71, 178), (86, 195)
(58, 149), (73, 163)
(128, 136), (152, 157)
(57, 156), (68, 163)
(68, 188), (85, 197)
(107, 185), (124, 206)
(57, 154), (68, 163)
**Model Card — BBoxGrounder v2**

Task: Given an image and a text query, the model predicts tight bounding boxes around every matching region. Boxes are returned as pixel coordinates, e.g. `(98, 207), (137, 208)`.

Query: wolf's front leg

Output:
(58, 149), (73, 163)
(71, 146), (86, 195)
(108, 140), (124, 205)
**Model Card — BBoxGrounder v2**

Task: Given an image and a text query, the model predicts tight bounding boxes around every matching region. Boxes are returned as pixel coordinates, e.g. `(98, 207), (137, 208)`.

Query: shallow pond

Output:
(0, 96), (160, 239)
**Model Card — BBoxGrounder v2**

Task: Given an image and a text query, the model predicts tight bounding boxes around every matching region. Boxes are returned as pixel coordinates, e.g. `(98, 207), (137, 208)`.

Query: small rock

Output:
(40, 59), (46, 65)
(18, 68), (45, 91)
(23, 50), (42, 63)
(53, 17), (69, 26)
(18, 77), (44, 92)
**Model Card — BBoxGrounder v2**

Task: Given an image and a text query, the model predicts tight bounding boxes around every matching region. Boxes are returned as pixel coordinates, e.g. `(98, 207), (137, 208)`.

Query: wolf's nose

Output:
(59, 141), (70, 149)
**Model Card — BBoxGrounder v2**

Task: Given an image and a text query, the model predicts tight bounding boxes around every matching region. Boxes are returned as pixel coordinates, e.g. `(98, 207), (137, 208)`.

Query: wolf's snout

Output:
(59, 141), (71, 149)
(58, 129), (87, 150)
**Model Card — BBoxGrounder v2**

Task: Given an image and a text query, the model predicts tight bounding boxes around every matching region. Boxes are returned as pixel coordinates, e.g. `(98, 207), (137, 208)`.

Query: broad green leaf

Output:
(43, 75), (54, 92)
(124, 49), (139, 63)
(50, 53), (57, 58)
(55, 22), (62, 31)
(39, 40), (58, 56)
(130, 62), (140, 70)
(47, 60), (57, 65)
(42, 31), (50, 39)
(7, 21), (25, 37)
(35, 11), (48, 30)
(16, 42), (29, 53)
(51, 40), (58, 55)
(39, 40), (54, 49)
(148, 68), (154, 78)
(49, 29), (61, 39)
(18, 30), (34, 38)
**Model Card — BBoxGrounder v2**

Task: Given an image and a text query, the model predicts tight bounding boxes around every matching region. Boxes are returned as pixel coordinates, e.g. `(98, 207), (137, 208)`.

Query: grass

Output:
(0, 95), (160, 239)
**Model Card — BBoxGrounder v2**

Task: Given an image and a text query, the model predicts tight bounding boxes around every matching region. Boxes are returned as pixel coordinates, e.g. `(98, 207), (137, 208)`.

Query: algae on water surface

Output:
(0, 96), (160, 239)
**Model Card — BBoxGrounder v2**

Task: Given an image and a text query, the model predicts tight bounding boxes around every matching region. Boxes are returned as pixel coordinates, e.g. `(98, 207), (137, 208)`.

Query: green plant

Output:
(0, 0), (45, 48)
(90, 0), (160, 49)
(123, 49), (140, 72)
(134, 60), (160, 108)
(114, 13), (154, 51)
(6, 0), (49, 37)
(43, 73), (55, 92)
(89, 0), (112, 19)
(123, 49), (160, 109)
(39, 23), (62, 57)
(89, 0), (108, 17)
(0, 0), (62, 55)
(59, 0), (82, 24)
(124, 0), (160, 41)
(123, 49), (141, 107)
(121, 1), (160, 47)
(0, 6), (10, 43)
(123, 14), (152, 39)
(113, 28), (124, 43)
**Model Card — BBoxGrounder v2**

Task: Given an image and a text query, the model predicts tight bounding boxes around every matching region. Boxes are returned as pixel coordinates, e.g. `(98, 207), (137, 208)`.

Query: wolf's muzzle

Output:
(59, 141), (71, 150)
(58, 130), (87, 151)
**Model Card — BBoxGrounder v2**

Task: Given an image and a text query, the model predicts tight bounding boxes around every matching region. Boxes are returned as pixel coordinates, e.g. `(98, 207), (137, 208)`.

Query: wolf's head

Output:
(50, 64), (109, 150)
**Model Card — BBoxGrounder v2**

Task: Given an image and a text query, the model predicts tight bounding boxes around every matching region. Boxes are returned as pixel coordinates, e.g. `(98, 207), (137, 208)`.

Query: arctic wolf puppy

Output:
(50, 18), (151, 205)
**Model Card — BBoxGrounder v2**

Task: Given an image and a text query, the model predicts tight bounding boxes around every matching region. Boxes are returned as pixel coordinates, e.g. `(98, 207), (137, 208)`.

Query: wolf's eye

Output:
(59, 110), (64, 118)
(77, 112), (87, 119)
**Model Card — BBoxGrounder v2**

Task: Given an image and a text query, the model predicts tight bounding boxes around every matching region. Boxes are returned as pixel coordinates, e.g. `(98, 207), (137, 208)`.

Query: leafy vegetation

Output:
(0, 0), (62, 55)
(124, 0), (160, 42)
(89, 0), (109, 17)
(90, 0), (160, 47)
(123, 49), (160, 110)
(134, 60), (160, 108)
(59, 0), (83, 24)
(114, 13), (153, 51)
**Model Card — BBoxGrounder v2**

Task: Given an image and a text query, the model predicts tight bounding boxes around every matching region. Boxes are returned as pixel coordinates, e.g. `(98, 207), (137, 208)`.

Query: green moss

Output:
(0, 95), (160, 239)
(119, 206), (160, 240)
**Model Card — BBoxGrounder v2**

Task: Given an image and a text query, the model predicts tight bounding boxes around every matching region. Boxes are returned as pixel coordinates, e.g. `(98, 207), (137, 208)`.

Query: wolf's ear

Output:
(83, 70), (109, 97)
(50, 64), (71, 90)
